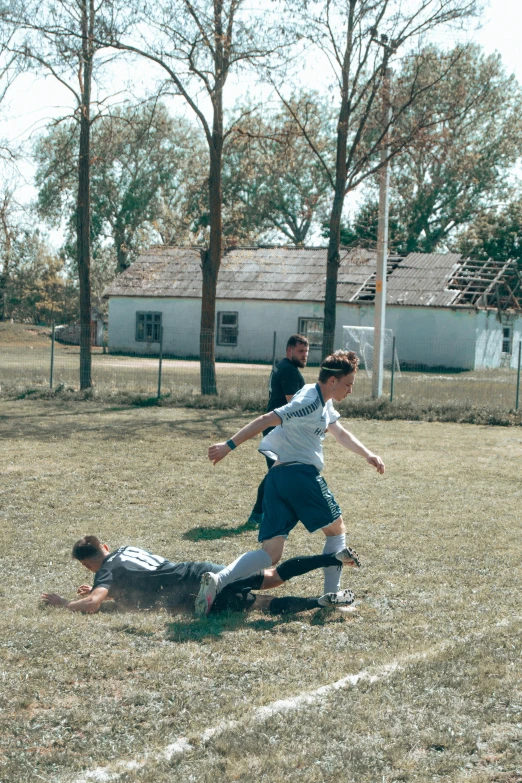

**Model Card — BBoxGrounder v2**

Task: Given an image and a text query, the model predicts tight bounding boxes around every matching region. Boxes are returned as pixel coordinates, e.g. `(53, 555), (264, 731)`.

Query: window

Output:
(217, 312), (238, 346)
(502, 326), (512, 354)
(136, 311), (162, 342)
(298, 317), (324, 348)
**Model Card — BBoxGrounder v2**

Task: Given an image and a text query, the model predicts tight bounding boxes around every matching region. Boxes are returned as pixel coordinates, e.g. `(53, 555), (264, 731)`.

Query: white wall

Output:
(108, 295), (520, 370)
(108, 296), (328, 362)
(474, 311), (522, 369)
(108, 297), (201, 356)
(335, 303), (478, 369)
(511, 316), (522, 370)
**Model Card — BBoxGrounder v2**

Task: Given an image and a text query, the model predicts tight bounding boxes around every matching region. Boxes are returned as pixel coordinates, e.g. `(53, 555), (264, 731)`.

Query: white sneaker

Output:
(194, 571), (220, 617)
(335, 547), (361, 568)
(318, 589), (356, 612)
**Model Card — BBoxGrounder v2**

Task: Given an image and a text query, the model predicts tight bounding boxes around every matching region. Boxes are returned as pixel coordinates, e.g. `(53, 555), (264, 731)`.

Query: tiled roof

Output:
(103, 246), (522, 309)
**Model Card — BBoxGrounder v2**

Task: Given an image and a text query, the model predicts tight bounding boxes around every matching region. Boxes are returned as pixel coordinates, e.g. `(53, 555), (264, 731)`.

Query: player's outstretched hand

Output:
(208, 442), (232, 465)
(77, 585), (92, 596)
(41, 592), (68, 607)
(366, 453), (385, 474)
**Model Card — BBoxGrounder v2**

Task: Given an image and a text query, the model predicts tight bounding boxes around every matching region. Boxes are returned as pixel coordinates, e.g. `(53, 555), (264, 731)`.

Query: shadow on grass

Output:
(165, 611), (279, 643)
(165, 606), (349, 643)
(0, 398), (248, 443)
(183, 519), (258, 541)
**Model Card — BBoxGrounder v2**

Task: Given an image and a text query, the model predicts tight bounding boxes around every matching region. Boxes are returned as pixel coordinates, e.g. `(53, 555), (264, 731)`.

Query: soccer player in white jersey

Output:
(196, 350), (385, 617)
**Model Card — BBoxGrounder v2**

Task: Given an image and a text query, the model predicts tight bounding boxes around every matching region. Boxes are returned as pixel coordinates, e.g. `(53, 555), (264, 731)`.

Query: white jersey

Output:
(259, 383), (340, 471)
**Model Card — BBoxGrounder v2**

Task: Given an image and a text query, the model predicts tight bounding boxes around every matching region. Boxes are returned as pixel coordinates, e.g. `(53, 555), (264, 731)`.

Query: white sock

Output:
(216, 550), (273, 592)
(322, 533), (346, 594)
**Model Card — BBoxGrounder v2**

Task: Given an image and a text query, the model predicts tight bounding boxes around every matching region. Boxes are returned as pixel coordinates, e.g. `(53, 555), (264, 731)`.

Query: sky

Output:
(1, 0), (521, 227)
(472, 0), (522, 78)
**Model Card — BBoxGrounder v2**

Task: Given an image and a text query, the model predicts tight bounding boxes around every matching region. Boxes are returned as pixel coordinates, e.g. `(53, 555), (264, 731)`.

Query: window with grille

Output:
(217, 312), (238, 346)
(136, 312), (162, 342)
(298, 317), (323, 348)
(502, 327), (512, 354)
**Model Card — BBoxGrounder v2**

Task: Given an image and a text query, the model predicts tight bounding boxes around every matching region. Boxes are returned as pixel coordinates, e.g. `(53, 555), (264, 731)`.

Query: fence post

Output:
(271, 331), (277, 367)
(157, 326), (164, 399)
(389, 335), (396, 403)
(50, 322), (55, 389)
(515, 340), (522, 411)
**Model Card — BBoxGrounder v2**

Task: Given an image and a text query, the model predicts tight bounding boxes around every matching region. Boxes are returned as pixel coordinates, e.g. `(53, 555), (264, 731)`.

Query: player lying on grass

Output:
(41, 536), (361, 615)
(197, 350), (385, 617)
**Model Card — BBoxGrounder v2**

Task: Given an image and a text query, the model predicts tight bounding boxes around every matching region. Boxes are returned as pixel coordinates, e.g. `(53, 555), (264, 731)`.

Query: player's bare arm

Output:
(41, 586), (109, 613)
(327, 420), (385, 474)
(208, 410), (281, 465)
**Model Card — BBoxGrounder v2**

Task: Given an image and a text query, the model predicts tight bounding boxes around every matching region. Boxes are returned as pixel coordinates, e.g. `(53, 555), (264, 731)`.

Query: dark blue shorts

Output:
(258, 463), (342, 542)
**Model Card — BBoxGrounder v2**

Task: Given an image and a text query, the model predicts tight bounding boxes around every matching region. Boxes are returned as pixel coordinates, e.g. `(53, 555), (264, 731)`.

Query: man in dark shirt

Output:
(247, 333), (309, 526)
(41, 535), (359, 615)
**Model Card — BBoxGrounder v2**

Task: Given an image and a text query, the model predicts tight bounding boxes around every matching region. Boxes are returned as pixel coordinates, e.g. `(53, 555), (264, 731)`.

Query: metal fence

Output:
(1, 324), (521, 411)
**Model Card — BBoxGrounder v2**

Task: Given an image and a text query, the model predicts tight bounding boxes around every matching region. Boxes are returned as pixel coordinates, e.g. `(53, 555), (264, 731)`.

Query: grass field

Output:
(0, 399), (521, 782)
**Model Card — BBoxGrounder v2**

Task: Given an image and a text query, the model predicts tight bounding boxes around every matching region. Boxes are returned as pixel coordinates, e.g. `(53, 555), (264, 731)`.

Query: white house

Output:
(103, 246), (522, 370)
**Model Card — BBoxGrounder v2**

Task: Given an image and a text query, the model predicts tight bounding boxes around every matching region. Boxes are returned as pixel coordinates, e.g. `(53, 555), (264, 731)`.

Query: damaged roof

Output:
(103, 246), (522, 310)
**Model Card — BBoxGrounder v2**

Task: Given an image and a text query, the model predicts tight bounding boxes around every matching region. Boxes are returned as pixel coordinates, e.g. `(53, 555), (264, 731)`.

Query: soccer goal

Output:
(343, 326), (401, 377)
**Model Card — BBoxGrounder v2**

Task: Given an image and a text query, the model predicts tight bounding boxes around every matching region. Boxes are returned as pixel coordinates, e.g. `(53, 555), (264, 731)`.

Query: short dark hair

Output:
(318, 350), (359, 383)
(72, 535), (104, 561)
(286, 334), (309, 348)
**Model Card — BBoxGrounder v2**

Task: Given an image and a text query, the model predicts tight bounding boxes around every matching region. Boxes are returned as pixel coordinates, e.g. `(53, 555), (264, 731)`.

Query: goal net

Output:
(342, 326), (400, 377)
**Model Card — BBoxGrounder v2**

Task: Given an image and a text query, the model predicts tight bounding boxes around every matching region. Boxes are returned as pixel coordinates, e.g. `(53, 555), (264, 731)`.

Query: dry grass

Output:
(0, 320), (521, 415)
(0, 400), (521, 783)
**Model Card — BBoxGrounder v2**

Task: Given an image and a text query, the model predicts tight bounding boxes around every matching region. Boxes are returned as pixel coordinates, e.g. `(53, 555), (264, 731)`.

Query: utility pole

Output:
(372, 65), (392, 399)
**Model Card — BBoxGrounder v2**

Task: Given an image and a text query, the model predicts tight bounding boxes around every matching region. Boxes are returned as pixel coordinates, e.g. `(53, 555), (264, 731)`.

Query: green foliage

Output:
(456, 199), (522, 271)
(0, 219), (77, 324)
(328, 46), (522, 257)
(34, 101), (208, 276)
(322, 199), (410, 255)
(221, 95), (334, 245)
(389, 44), (522, 252)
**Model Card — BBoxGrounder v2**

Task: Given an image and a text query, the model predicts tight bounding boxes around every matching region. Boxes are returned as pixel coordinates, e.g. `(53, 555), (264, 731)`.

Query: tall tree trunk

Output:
(200, 134), (223, 395)
(324, 185), (345, 358)
(0, 217), (10, 321)
(199, 2), (225, 395)
(322, 0), (355, 359)
(115, 230), (129, 275)
(77, 0), (93, 389)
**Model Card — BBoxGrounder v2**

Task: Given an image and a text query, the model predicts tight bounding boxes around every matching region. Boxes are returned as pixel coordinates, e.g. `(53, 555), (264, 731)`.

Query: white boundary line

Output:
(73, 618), (516, 783)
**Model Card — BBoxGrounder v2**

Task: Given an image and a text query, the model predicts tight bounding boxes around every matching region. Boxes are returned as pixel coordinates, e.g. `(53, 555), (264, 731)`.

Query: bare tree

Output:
(8, 0), (125, 388)
(222, 95), (334, 245)
(0, 11), (22, 163)
(101, 0), (288, 394)
(0, 187), (16, 319)
(282, 0), (479, 357)
(333, 44), (522, 255)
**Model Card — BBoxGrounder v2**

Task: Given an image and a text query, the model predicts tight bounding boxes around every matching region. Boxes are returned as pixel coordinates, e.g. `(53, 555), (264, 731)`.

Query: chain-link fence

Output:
(1, 323), (521, 411)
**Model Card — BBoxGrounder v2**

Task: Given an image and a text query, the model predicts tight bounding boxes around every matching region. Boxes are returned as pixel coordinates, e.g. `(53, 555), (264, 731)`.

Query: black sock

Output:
(276, 553), (339, 583)
(267, 596), (320, 615)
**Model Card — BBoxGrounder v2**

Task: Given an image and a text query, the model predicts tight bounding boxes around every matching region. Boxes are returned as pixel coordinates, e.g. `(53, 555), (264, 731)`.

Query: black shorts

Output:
(211, 573), (264, 614)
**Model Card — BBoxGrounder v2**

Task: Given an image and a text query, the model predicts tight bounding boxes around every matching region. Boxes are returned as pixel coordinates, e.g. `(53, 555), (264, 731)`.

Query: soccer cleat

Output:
(194, 571), (220, 617)
(334, 546), (361, 568)
(318, 589), (356, 609)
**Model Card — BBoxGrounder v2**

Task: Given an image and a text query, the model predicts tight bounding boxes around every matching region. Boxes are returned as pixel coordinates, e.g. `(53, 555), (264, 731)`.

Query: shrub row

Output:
(2, 382), (521, 426)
